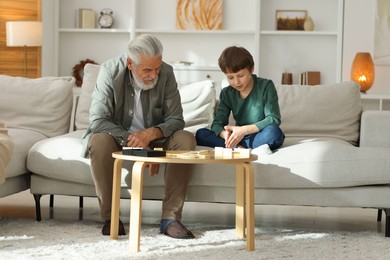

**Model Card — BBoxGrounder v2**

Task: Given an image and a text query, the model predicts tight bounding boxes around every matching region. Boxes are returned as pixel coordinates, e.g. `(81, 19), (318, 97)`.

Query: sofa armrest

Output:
(360, 110), (390, 147)
(0, 123), (13, 184)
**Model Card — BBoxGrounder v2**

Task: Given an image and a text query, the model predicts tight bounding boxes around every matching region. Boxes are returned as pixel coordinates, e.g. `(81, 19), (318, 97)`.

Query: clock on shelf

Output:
(98, 8), (114, 29)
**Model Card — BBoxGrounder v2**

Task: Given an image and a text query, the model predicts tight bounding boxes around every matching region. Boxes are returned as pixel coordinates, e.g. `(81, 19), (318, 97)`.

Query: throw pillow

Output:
(75, 63), (101, 130)
(0, 75), (74, 137)
(178, 80), (216, 134)
(275, 81), (362, 145)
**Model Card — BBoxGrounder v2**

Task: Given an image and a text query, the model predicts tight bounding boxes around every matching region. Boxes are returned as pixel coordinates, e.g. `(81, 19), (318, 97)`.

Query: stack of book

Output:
(300, 71), (321, 85)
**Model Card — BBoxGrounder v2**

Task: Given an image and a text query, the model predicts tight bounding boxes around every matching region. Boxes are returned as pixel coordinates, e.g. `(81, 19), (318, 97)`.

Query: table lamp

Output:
(6, 21), (42, 78)
(350, 52), (375, 93)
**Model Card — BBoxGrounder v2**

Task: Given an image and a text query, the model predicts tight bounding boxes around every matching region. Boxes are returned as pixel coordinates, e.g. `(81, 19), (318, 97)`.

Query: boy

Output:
(195, 46), (285, 155)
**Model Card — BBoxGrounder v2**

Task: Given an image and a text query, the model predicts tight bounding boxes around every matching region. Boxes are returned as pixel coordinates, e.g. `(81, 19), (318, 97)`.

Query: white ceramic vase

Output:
(304, 16), (315, 31)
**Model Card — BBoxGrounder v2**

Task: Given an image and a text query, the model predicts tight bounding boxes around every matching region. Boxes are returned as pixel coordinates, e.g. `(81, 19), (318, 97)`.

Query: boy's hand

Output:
(224, 126), (245, 148)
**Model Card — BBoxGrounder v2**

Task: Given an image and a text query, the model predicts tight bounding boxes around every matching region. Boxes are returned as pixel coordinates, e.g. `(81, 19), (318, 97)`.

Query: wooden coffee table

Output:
(110, 150), (256, 253)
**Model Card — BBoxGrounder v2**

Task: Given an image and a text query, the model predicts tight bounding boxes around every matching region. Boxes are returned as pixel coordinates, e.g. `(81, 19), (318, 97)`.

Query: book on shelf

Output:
(76, 9), (96, 29)
(300, 71), (321, 86)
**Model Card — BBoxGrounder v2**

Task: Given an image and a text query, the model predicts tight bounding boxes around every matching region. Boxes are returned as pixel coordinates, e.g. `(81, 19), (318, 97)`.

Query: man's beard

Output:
(132, 72), (158, 90)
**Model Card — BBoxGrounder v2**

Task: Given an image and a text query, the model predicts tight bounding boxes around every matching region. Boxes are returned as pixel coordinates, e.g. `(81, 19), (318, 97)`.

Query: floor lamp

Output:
(6, 21), (42, 78)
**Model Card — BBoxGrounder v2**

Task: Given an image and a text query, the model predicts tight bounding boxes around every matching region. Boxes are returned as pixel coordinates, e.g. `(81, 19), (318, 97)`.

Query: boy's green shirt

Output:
(211, 75), (281, 136)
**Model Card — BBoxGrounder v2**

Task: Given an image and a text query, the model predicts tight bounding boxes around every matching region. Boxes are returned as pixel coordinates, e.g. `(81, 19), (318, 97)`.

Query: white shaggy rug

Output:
(1, 218), (390, 259)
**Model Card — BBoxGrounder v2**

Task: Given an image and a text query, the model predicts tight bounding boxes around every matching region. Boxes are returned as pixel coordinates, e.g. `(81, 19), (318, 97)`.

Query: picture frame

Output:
(276, 10), (307, 30)
(176, 0), (223, 30)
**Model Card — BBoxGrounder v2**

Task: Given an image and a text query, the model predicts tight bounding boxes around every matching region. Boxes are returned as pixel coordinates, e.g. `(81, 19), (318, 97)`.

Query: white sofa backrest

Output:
(178, 80), (215, 134)
(0, 75), (74, 137)
(75, 63), (216, 134)
(275, 81), (362, 145)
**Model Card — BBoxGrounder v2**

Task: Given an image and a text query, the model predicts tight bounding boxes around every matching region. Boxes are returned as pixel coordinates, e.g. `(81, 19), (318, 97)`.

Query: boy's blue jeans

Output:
(195, 124), (285, 150)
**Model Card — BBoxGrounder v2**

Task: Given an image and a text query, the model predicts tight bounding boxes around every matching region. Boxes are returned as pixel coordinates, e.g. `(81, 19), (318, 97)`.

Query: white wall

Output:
(42, 0), (55, 76)
(343, 0), (390, 94)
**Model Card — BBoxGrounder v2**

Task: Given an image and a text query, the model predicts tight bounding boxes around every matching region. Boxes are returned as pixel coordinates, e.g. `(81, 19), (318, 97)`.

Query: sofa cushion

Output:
(275, 81), (362, 145)
(178, 80), (215, 134)
(75, 63), (101, 130)
(253, 137), (390, 188)
(27, 130), (94, 185)
(27, 130), (132, 186)
(0, 75), (75, 137)
(192, 138), (390, 189)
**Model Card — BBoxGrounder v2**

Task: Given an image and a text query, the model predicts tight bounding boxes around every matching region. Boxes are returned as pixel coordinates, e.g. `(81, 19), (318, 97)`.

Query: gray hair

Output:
(127, 34), (163, 65)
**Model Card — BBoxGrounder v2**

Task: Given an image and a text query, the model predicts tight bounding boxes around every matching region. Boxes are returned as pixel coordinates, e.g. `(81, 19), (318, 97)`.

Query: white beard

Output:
(132, 71), (158, 90)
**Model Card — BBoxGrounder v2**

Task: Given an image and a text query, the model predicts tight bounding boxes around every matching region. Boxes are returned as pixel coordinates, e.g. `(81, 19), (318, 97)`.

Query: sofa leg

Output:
(33, 194), (42, 221)
(78, 196), (84, 221)
(378, 209), (383, 222)
(49, 194), (54, 208)
(384, 209), (390, 237)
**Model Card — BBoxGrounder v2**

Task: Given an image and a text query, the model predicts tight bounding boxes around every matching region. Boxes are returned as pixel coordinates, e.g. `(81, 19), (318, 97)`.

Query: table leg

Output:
(244, 162), (255, 251)
(129, 161), (147, 253)
(110, 158), (123, 240)
(235, 165), (245, 238)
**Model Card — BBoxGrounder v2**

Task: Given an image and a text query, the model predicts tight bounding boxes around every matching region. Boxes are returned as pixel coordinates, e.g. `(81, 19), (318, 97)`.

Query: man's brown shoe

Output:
(102, 220), (126, 236)
(164, 220), (194, 239)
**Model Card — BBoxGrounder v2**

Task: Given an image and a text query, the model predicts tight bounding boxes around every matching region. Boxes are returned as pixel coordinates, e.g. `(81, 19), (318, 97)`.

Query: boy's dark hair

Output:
(218, 46), (254, 74)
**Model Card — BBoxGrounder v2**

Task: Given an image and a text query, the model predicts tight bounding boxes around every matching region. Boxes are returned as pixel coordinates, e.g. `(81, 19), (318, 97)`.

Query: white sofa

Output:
(2, 63), (390, 236)
(0, 75), (74, 198)
(0, 123), (13, 189)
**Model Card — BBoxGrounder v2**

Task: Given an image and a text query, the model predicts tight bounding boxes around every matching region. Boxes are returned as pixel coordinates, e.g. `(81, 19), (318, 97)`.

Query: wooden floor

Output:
(0, 190), (386, 236)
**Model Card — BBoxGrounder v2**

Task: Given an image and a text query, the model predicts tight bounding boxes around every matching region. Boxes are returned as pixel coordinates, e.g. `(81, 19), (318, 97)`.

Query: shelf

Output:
(260, 30), (339, 36)
(171, 64), (221, 71)
(135, 29), (255, 34)
(59, 28), (130, 33)
(360, 93), (390, 111)
(360, 93), (390, 100)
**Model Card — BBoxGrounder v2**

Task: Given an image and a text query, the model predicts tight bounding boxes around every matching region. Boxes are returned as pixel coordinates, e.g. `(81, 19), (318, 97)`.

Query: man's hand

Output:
(147, 163), (160, 176)
(126, 127), (163, 148)
(126, 127), (163, 176)
(126, 130), (150, 148)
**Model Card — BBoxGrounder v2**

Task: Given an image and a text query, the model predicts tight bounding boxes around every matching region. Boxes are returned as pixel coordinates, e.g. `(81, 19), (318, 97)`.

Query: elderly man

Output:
(82, 34), (195, 239)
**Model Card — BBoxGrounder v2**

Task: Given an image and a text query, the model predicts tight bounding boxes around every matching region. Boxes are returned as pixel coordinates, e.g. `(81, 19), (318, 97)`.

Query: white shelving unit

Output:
(361, 94), (390, 111)
(258, 0), (344, 85)
(43, 0), (133, 76)
(42, 0), (344, 87)
(131, 0), (255, 85)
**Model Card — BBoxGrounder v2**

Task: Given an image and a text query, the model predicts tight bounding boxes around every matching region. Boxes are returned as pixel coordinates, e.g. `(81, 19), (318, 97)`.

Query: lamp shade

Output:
(6, 21), (42, 47)
(351, 52), (375, 92)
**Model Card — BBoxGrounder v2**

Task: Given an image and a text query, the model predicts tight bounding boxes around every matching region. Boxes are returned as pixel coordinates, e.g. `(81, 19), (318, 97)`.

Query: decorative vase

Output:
(351, 52), (375, 93)
(304, 16), (314, 31)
